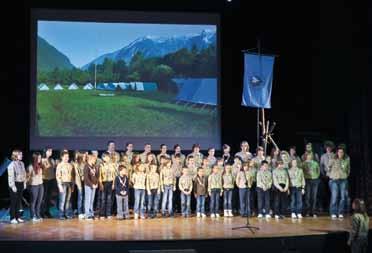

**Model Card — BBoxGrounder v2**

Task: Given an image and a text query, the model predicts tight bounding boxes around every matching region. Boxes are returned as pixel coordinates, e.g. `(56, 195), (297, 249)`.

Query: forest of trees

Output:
(37, 44), (216, 93)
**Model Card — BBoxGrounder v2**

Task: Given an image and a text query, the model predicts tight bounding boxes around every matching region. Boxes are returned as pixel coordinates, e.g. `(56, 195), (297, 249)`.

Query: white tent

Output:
(135, 82), (144, 91)
(83, 83), (93, 90)
(38, 83), (49, 91)
(68, 83), (79, 90)
(54, 84), (63, 90)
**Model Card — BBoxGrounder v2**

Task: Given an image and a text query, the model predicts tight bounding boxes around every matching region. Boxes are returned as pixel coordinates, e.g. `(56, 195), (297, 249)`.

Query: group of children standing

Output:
(6, 140), (352, 223)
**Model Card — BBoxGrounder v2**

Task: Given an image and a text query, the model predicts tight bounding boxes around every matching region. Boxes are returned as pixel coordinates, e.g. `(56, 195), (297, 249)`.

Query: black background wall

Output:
(0, 0), (369, 208)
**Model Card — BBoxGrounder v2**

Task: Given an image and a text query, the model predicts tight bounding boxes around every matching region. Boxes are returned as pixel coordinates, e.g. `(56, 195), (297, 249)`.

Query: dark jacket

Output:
(84, 164), (99, 187)
(194, 175), (208, 196)
(115, 175), (129, 196)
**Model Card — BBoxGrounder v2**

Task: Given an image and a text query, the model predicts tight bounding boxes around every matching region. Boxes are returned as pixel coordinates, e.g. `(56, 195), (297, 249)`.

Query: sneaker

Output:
(10, 219), (18, 224)
(215, 213), (220, 218)
(210, 213), (216, 218)
(99, 216), (106, 220)
(134, 213), (139, 220)
(32, 217), (40, 222)
(17, 218), (24, 223)
(313, 214), (318, 218)
(196, 212), (201, 218)
(275, 215), (280, 219)
(78, 214), (85, 220)
(107, 216), (113, 220)
(201, 213), (207, 218)
(140, 216), (146, 219)
(297, 214), (303, 219)
(338, 214), (344, 219)
(291, 213), (297, 219)
(265, 214), (271, 219)
(257, 214), (263, 218)
(331, 214), (337, 220)
(229, 210), (234, 217)
(224, 210), (228, 217)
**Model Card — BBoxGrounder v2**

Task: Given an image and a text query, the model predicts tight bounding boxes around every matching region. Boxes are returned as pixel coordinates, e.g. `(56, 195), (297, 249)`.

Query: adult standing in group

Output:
(235, 141), (253, 163)
(328, 145), (350, 219)
(319, 141), (335, 213)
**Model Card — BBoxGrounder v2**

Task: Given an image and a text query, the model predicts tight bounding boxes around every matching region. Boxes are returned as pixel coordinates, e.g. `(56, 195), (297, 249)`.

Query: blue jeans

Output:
(162, 185), (173, 215)
(305, 179), (319, 215)
(77, 183), (84, 215)
(59, 183), (73, 218)
(134, 189), (145, 216)
(257, 187), (270, 215)
(84, 185), (96, 218)
(196, 195), (206, 214)
(239, 188), (251, 216)
(116, 195), (129, 218)
(147, 189), (160, 216)
(290, 187), (303, 214)
(210, 189), (220, 214)
(329, 179), (347, 215)
(223, 189), (233, 210)
(30, 184), (44, 218)
(181, 193), (191, 215)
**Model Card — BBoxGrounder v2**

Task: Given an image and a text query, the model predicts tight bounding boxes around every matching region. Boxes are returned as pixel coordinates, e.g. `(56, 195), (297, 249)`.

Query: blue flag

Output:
(241, 53), (275, 108)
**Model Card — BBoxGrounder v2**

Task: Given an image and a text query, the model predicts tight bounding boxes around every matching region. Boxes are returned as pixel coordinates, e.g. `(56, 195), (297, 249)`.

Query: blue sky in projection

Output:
(38, 21), (216, 68)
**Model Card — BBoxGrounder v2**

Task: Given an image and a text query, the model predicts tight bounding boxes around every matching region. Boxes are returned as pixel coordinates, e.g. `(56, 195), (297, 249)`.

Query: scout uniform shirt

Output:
(252, 155), (265, 170)
(208, 173), (223, 193)
(99, 162), (117, 183)
(328, 157), (350, 180)
(235, 151), (253, 163)
(256, 169), (272, 191)
(8, 160), (27, 190)
(42, 158), (56, 181)
(73, 162), (85, 190)
(303, 160), (320, 180)
(171, 161), (183, 179)
(179, 174), (193, 193)
(146, 171), (161, 193)
(273, 168), (289, 190)
(27, 165), (43, 186)
(160, 166), (176, 190)
(131, 170), (147, 190)
(288, 167), (305, 188)
(246, 167), (257, 188)
(171, 153), (186, 167)
(222, 173), (234, 190)
(56, 162), (74, 187)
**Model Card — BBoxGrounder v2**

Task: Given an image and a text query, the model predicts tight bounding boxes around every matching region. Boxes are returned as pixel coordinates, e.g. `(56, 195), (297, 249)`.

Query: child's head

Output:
(138, 164), (145, 172)
(224, 165), (232, 173)
(61, 151), (69, 163)
(126, 142), (134, 152)
(208, 147), (215, 156)
(336, 146), (346, 159)
(165, 157), (172, 167)
(174, 153), (181, 163)
(261, 160), (269, 170)
(242, 162), (249, 171)
(305, 142), (313, 152)
(44, 147), (53, 158)
(256, 146), (264, 157)
(202, 158), (209, 166)
(265, 156), (272, 164)
(11, 149), (23, 161)
(146, 153), (155, 163)
(121, 154), (129, 163)
(174, 144), (182, 154)
(160, 144), (167, 154)
(192, 144), (200, 153)
(305, 152), (313, 161)
(212, 165), (219, 174)
(150, 164), (157, 173)
(197, 167), (204, 176)
(102, 152), (110, 163)
(240, 141), (249, 152)
(182, 167), (189, 176)
(217, 158), (224, 166)
(223, 144), (230, 153)
(188, 156), (195, 166)
(87, 154), (97, 165)
(352, 198), (367, 215)
(234, 156), (242, 164)
(248, 160), (255, 169)
(289, 146), (296, 156)
(118, 165), (127, 177)
(276, 160), (284, 169)
(144, 143), (151, 153)
(290, 159), (297, 168)
(91, 150), (99, 158)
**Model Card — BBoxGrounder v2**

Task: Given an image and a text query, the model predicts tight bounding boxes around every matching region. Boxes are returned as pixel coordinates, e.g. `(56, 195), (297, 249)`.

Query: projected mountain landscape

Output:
(36, 22), (218, 138)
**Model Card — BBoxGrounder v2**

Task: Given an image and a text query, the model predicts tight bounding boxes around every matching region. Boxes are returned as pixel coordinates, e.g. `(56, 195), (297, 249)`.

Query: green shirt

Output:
(328, 157), (350, 180)
(257, 169), (272, 191)
(273, 168), (289, 189)
(303, 160), (320, 180)
(222, 173), (235, 189)
(288, 167), (305, 188)
(349, 213), (369, 244)
(208, 173), (222, 192)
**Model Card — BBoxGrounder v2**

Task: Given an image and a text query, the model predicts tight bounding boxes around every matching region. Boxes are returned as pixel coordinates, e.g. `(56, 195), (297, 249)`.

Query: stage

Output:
(0, 215), (371, 252)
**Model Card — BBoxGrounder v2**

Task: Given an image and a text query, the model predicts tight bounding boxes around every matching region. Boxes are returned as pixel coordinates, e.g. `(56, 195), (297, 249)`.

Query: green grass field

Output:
(36, 87), (218, 137)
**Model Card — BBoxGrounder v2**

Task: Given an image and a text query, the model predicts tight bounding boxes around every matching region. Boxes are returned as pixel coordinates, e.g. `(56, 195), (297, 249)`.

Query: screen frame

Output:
(30, 8), (221, 151)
